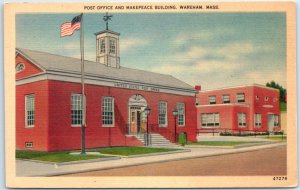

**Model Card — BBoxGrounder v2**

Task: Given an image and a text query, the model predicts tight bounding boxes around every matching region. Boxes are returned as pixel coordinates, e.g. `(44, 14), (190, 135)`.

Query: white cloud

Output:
(245, 70), (286, 88)
(174, 28), (234, 45)
(175, 46), (209, 60)
(120, 38), (151, 53)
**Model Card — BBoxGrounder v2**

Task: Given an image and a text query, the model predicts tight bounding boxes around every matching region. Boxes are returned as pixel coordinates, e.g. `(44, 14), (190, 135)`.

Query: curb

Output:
(16, 156), (121, 166)
(184, 141), (284, 149)
(127, 149), (191, 158)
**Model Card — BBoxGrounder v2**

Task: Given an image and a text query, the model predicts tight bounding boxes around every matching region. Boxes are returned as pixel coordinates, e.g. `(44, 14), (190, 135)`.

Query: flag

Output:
(60, 14), (82, 37)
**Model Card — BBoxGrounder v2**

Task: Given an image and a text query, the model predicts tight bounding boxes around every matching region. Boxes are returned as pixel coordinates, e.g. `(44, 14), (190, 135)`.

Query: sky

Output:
(16, 12), (286, 90)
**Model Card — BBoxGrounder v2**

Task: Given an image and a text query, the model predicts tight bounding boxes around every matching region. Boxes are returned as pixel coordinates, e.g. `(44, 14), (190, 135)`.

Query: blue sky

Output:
(16, 13), (286, 90)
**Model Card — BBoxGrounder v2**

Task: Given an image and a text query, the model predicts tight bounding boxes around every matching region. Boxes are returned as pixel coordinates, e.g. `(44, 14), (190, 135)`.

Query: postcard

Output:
(4, 1), (297, 188)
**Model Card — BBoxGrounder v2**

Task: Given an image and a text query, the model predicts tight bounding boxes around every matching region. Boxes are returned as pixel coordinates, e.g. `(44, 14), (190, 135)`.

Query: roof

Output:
(16, 48), (194, 91)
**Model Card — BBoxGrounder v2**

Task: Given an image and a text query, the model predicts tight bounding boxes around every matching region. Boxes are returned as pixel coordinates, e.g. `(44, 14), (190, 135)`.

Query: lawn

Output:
(16, 150), (106, 163)
(188, 141), (262, 146)
(94, 146), (178, 156)
(16, 147), (179, 162)
(265, 135), (287, 141)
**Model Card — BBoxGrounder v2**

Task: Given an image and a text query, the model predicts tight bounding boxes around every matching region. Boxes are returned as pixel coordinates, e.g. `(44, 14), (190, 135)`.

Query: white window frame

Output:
(16, 63), (25, 73)
(254, 113), (262, 128)
(102, 97), (115, 127)
(158, 101), (168, 127)
(265, 96), (269, 101)
(25, 142), (33, 148)
(238, 113), (247, 128)
(71, 94), (83, 127)
(201, 113), (220, 128)
(237, 93), (245, 103)
(100, 38), (105, 53)
(222, 95), (230, 103)
(109, 39), (116, 54)
(177, 103), (185, 127)
(209, 96), (216, 104)
(25, 94), (35, 128)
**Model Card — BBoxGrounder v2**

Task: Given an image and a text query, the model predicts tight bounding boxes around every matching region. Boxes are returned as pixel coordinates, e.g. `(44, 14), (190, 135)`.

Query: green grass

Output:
(16, 150), (105, 163)
(16, 147), (179, 162)
(280, 102), (287, 111)
(188, 141), (262, 146)
(265, 135), (287, 141)
(93, 147), (178, 156)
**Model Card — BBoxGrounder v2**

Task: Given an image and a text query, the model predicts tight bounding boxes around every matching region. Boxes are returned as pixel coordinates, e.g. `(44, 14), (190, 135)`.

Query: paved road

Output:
(63, 145), (286, 176)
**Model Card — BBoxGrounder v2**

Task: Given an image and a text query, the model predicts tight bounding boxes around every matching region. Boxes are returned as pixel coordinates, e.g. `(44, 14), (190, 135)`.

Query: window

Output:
(265, 96), (269, 101)
(102, 97), (114, 126)
(209, 96), (216, 104)
(222, 95), (230, 103)
(254, 113), (261, 127)
(109, 39), (116, 54)
(159, 101), (167, 126)
(177, 103), (185, 126)
(131, 112), (136, 122)
(255, 95), (259, 100)
(25, 142), (33, 148)
(238, 113), (246, 127)
(274, 115), (279, 127)
(25, 95), (35, 127)
(16, 63), (25, 73)
(201, 113), (220, 128)
(273, 98), (278, 102)
(237, 93), (245, 103)
(100, 38), (105, 53)
(71, 94), (83, 126)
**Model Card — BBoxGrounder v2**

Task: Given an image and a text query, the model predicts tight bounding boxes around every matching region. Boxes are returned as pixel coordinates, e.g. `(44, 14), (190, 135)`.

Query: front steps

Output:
(135, 133), (183, 149)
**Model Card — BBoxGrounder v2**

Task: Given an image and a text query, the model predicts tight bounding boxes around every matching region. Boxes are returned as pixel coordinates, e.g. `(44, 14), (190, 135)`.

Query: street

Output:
(62, 145), (286, 176)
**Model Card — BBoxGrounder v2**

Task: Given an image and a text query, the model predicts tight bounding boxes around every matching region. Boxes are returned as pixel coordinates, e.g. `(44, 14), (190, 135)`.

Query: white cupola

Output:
(95, 13), (120, 68)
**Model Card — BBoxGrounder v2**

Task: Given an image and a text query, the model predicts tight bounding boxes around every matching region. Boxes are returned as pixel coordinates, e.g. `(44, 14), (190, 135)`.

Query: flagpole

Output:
(80, 13), (86, 155)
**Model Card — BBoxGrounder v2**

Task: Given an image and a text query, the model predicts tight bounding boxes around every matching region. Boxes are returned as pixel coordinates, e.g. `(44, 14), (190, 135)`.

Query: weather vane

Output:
(103, 12), (113, 30)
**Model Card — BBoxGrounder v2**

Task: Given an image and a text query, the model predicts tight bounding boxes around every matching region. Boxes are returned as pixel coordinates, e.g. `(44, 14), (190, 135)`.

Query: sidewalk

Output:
(16, 142), (286, 177)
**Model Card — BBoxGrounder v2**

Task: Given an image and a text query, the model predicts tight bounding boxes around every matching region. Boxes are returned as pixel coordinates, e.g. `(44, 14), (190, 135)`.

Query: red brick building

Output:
(16, 29), (197, 151)
(196, 85), (281, 134)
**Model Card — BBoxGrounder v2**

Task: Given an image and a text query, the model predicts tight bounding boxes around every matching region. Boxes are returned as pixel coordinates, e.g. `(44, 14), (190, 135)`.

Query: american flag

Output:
(60, 14), (82, 37)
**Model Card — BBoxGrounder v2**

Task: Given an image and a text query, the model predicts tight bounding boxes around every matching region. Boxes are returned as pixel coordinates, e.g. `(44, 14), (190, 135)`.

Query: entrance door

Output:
(128, 94), (148, 135)
(130, 106), (142, 134)
(268, 114), (275, 132)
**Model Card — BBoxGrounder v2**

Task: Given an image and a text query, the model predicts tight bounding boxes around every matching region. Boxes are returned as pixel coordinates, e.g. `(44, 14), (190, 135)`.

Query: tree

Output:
(266, 81), (286, 102)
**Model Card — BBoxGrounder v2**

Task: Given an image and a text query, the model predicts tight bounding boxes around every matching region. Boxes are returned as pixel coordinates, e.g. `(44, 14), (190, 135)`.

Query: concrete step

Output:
(134, 133), (182, 149)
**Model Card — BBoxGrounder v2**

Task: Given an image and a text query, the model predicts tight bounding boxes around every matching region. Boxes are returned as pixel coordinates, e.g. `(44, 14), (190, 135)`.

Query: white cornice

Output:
(16, 72), (196, 97)
(197, 103), (250, 108)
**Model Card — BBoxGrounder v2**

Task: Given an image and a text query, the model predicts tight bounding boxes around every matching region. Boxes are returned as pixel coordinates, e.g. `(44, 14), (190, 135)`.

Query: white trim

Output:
(71, 94), (83, 126)
(25, 142), (33, 148)
(197, 103), (250, 108)
(16, 72), (195, 96)
(16, 49), (46, 72)
(25, 94), (35, 128)
(158, 101), (168, 127)
(16, 63), (25, 73)
(201, 113), (220, 128)
(254, 113), (262, 128)
(238, 112), (247, 128)
(177, 102), (185, 127)
(102, 96), (115, 128)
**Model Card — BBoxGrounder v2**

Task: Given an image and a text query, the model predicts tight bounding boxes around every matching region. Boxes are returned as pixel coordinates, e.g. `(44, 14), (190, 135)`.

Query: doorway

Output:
(130, 107), (142, 134)
(268, 114), (275, 132)
(128, 94), (148, 135)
